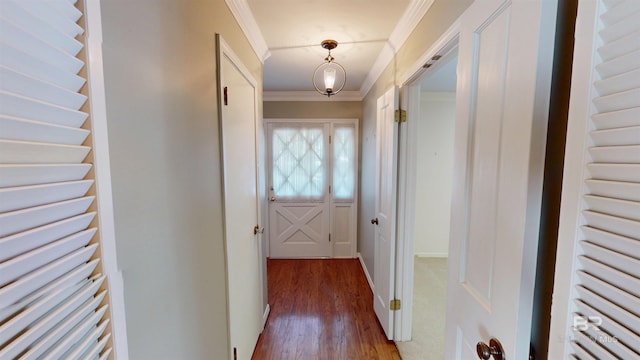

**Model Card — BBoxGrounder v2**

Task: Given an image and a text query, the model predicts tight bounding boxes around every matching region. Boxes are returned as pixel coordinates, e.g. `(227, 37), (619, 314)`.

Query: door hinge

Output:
(329, 135), (332, 144)
(394, 109), (407, 123)
(390, 299), (401, 310)
(224, 86), (228, 106)
(329, 233), (331, 242)
(329, 185), (332, 194)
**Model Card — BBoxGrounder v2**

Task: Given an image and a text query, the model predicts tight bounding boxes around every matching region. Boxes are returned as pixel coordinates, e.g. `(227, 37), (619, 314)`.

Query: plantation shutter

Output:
(0, 0), (114, 359)
(568, 0), (640, 358)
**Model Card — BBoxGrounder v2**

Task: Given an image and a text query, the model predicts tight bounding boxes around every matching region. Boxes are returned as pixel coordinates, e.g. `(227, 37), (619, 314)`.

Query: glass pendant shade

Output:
(324, 68), (336, 92)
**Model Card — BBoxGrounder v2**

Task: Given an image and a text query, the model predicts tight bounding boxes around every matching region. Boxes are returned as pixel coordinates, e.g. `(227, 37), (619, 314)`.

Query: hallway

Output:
(252, 259), (401, 359)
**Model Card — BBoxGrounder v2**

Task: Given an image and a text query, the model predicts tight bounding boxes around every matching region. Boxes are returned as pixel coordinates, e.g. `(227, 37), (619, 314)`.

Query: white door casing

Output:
(217, 36), (263, 360)
(444, 0), (557, 359)
(373, 86), (399, 340)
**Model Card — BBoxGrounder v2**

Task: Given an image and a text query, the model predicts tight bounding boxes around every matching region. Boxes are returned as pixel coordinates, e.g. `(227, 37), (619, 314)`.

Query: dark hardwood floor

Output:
(251, 259), (401, 360)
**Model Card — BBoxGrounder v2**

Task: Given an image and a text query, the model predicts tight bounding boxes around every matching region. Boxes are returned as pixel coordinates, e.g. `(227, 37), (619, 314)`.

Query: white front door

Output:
(218, 36), (263, 360)
(268, 123), (331, 258)
(444, 0), (557, 359)
(373, 86), (399, 340)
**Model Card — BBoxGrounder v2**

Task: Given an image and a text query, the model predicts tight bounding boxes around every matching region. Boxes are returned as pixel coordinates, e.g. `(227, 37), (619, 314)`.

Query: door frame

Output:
(393, 20), (461, 341)
(548, 0), (600, 357)
(217, 34), (265, 359)
(264, 118), (359, 259)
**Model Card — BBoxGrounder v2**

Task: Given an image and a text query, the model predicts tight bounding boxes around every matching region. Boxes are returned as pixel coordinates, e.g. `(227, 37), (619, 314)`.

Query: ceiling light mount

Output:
(313, 39), (346, 97)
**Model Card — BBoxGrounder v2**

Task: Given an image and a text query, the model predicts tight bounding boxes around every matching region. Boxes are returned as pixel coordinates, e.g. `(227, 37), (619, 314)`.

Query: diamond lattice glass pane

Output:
(272, 127), (325, 199)
(333, 126), (355, 200)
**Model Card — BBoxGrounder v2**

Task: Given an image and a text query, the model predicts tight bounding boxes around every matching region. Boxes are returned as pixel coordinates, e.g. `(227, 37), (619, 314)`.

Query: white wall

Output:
(413, 92), (455, 257)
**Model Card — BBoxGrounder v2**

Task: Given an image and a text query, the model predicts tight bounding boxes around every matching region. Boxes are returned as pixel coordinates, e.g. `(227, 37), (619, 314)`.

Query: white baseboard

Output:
(415, 252), (448, 258)
(261, 304), (270, 331)
(357, 253), (374, 292)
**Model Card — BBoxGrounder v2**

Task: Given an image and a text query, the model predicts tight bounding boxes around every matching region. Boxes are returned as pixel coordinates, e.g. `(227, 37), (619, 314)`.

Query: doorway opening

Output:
(395, 48), (458, 359)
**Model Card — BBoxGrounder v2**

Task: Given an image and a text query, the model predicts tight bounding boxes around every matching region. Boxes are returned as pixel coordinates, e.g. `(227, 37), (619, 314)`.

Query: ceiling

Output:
(246, 0), (415, 96)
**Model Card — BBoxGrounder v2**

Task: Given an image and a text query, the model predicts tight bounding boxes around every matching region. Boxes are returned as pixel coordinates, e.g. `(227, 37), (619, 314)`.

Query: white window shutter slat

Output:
(584, 194), (640, 219)
(13, 1), (84, 38)
(600, 0), (640, 24)
(599, 13), (640, 42)
(0, 180), (94, 212)
(573, 330), (617, 359)
(0, 284), (106, 360)
(574, 302), (640, 357)
(0, 164), (92, 187)
(578, 271), (639, 317)
(590, 125), (640, 146)
(0, 116), (91, 145)
(593, 88), (640, 112)
(588, 144), (640, 163)
(0, 3), (83, 56)
(0, 43), (86, 92)
(578, 286), (639, 331)
(43, 309), (109, 360)
(592, 106), (639, 129)
(99, 348), (114, 360)
(581, 226), (640, 256)
(571, 341), (599, 359)
(0, 212), (95, 262)
(0, 228), (97, 286)
(597, 30), (640, 61)
(21, 291), (106, 359)
(80, 332), (111, 360)
(0, 244), (98, 308)
(0, 19), (84, 73)
(596, 49), (640, 78)
(0, 196), (94, 237)
(0, 140), (91, 164)
(0, 280), (87, 346)
(0, 260), (99, 324)
(593, 68), (640, 96)
(45, 0), (84, 24)
(579, 255), (640, 297)
(0, 66), (88, 109)
(0, 92), (88, 127)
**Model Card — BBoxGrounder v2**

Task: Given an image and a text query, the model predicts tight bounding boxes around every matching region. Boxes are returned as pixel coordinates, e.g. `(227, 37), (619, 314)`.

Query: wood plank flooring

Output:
(251, 259), (401, 360)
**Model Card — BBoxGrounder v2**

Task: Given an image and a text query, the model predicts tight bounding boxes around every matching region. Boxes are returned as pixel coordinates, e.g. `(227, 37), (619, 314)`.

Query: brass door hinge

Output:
(390, 299), (401, 310)
(394, 109), (406, 123)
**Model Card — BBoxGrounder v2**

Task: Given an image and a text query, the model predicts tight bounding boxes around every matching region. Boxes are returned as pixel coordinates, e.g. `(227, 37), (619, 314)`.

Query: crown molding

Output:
(359, 0), (435, 98)
(264, 91), (363, 102)
(225, 0), (271, 62)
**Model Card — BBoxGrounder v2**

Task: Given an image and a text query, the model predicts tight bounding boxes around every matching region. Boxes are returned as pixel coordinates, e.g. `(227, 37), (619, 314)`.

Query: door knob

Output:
(253, 225), (264, 235)
(270, 196), (276, 202)
(476, 338), (504, 360)
(371, 218), (379, 225)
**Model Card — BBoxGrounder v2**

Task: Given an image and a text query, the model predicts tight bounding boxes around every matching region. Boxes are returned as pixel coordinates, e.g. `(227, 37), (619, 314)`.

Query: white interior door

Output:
(444, 0), (557, 359)
(268, 123), (331, 258)
(373, 86), (399, 340)
(218, 36), (263, 360)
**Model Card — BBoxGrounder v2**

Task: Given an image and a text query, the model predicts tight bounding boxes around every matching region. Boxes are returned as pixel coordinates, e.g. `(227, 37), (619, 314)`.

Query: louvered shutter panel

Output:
(569, 0), (640, 358)
(0, 1), (114, 359)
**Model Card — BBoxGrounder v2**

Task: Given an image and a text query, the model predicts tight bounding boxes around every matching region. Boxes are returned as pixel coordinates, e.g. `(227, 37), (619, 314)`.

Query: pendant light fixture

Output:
(313, 40), (346, 97)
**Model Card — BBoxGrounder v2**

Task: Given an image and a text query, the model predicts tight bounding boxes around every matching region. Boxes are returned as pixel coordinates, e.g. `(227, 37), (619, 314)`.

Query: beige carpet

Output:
(396, 257), (448, 360)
